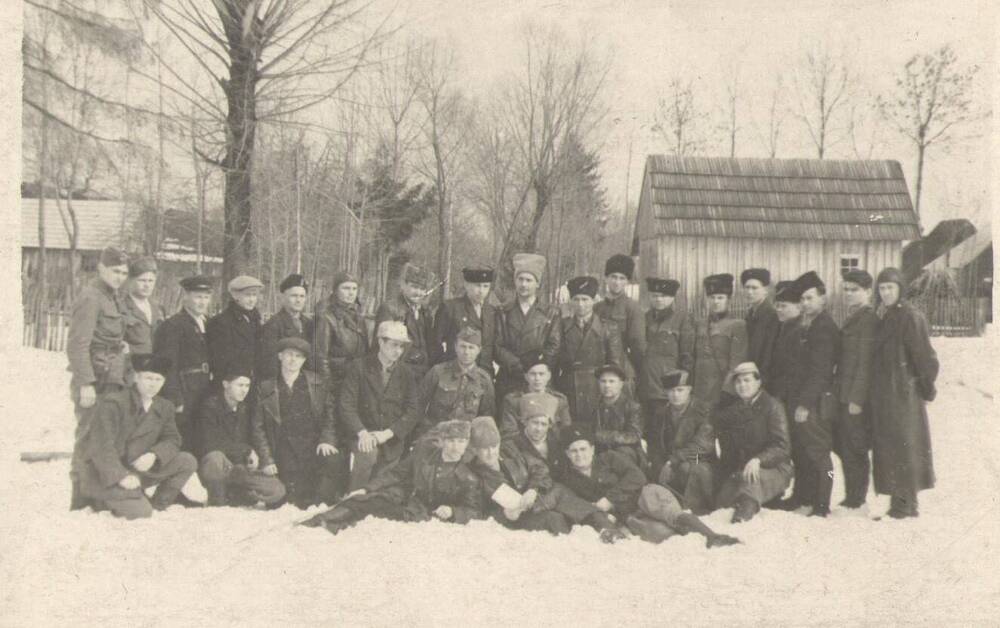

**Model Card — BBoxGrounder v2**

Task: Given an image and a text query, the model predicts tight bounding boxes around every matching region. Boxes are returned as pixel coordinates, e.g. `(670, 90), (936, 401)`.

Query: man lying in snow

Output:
(301, 419), (481, 533)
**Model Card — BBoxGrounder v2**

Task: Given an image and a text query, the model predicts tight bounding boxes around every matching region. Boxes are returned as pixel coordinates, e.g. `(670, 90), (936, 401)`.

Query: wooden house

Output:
(631, 156), (921, 320)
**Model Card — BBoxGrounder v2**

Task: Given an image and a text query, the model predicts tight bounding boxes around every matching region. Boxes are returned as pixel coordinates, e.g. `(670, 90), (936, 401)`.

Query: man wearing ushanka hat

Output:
(595, 254), (646, 387)
(260, 273), (314, 380)
(432, 266), (498, 371)
(640, 276), (695, 437)
(741, 268), (780, 388)
(691, 273), (747, 408)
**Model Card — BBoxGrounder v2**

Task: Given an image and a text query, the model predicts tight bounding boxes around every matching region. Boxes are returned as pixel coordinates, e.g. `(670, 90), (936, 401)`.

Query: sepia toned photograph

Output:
(0, 0), (996, 625)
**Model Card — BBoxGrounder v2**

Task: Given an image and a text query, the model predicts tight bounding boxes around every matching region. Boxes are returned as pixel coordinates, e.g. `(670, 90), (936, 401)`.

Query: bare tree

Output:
(792, 46), (853, 159)
(753, 74), (785, 158)
(467, 105), (518, 260)
(652, 78), (705, 156)
(719, 56), (744, 158)
(877, 45), (983, 222)
(846, 94), (885, 160)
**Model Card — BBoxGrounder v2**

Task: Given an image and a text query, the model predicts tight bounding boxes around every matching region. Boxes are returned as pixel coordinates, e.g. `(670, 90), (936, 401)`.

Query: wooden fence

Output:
(910, 296), (988, 337)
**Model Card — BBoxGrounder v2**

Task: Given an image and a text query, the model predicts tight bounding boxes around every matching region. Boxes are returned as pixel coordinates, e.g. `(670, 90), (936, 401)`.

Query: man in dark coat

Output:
(692, 273), (747, 408)
(593, 364), (645, 467)
(494, 253), (562, 403)
(206, 275), (264, 387)
(374, 262), (437, 380)
(765, 281), (804, 403)
(433, 267), (497, 372)
(595, 254), (645, 386)
(76, 354), (198, 519)
(871, 268), (939, 519)
(415, 327), (495, 441)
(639, 277), (694, 429)
(778, 271), (840, 517)
(742, 268), (780, 388)
(198, 369), (286, 507)
(260, 273), (314, 380)
(252, 337), (344, 507)
(154, 275), (214, 454)
(303, 420), (482, 533)
(339, 321), (422, 491)
(835, 269), (878, 508)
(498, 355), (572, 444)
(122, 256), (165, 356)
(66, 246), (131, 510)
(556, 276), (624, 425)
(314, 271), (369, 395)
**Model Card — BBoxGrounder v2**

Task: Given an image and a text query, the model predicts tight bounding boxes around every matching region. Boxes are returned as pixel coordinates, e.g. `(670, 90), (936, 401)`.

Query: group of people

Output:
(65, 246), (939, 546)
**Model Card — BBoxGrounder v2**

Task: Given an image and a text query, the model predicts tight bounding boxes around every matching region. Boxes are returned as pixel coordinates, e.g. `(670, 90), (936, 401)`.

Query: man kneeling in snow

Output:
(302, 420), (481, 533)
(76, 354), (198, 519)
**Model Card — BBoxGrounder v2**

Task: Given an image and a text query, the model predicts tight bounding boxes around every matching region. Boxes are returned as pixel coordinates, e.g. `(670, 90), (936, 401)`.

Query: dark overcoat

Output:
(206, 302), (262, 382)
(712, 390), (793, 486)
(494, 299), (562, 394)
(374, 294), (436, 378)
(837, 305), (877, 407)
(338, 353), (420, 461)
(153, 310), (211, 416)
(646, 399), (715, 473)
(746, 300), (780, 385)
(313, 299), (370, 391)
(259, 308), (314, 380)
(789, 310), (840, 414)
(594, 394), (644, 455)
(766, 317), (803, 402)
(692, 315), (748, 406)
(555, 315), (624, 424)
(198, 391), (254, 464)
(432, 295), (497, 371)
(595, 294), (645, 381)
(639, 307), (695, 402)
(252, 371), (338, 468)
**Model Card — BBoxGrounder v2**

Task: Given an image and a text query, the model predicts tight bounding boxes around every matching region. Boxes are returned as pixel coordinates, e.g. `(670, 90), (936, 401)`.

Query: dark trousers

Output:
(88, 452), (198, 519)
(494, 509), (572, 535)
(663, 460), (715, 515)
(833, 402), (871, 504)
(276, 450), (348, 508)
(199, 451), (287, 506)
(789, 396), (834, 508)
(348, 441), (404, 492)
(70, 382), (124, 509)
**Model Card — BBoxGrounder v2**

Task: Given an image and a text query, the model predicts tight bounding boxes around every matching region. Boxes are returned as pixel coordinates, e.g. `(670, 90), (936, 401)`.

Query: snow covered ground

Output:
(1, 338), (998, 627)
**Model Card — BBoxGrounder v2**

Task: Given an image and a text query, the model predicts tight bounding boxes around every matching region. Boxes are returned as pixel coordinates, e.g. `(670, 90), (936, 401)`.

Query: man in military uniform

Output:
(67, 246), (131, 510)
(207, 275), (264, 388)
(260, 273), (314, 380)
(494, 253), (562, 404)
(692, 273), (747, 408)
(497, 355), (571, 444)
(122, 256), (165, 355)
(835, 269), (877, 508)
(415, 327), (495, 441)
(639, 277), (694, 433)
(154, 275), (214, 454)
(593, 364), (645, 467)
(594, 254), (645, 387)
(433, 267), (497, 373)
(556, 275), (624, 426)
(742, 268), (780, 388)
(374, 262), (437, 379)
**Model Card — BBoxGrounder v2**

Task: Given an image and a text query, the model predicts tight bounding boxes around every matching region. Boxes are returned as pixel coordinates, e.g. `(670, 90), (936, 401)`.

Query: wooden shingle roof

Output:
(634, 156), (921, 251)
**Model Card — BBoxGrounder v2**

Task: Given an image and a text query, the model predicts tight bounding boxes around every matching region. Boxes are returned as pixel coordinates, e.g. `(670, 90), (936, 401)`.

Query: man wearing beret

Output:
(415, 326), (495, 442)
(122, 256), (165, 356)
(777, 271), (839, 517)
(75, 353), (198, 519)
(834, 269), (877, 508)
(253, 337), (344, 507)
(639, 277), (694, 430)
(374, 262), (437, 379)
(260, 273), (314, 380)
(207, 275), (264, 390)
(556, 275), (624, 425)
(154, 275), (215, 454)
(692, 273), (747, 408)
(742, 268), (780, 388)
(67, 246), (131, 509)
(494, 253), (562, 405)
(303, 420), (482, 533)
(594, 254), (646, 387)
(593, 364), (646, 467)
(498, 355), (572, 444)
(198, 368), (286, 507)
(432, 266), (497, 372)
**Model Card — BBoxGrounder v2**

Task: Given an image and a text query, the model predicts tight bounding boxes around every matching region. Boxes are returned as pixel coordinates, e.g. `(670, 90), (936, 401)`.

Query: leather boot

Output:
(809, 470), (833, 517)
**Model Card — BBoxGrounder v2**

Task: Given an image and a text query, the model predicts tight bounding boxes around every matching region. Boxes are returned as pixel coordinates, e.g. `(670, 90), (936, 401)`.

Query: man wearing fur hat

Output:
(593, 364), (646, 467)
(556, 275), (624, 425)
(595, 254), (646, 386)
(207, 275), (265, 389)
(415, 327), (495, 440)
(497, 355), (572, 444)
(314, 271), (369, 395)
(67, 246), (131, 509)
(495, 253), (562, 404)
(260, 273), (314, 380)
(303, 419), (482, 533)
(433, 267), (497, 372)
(692, 273), (747, 408)
(122, 256), (165, 355)
(374, 262), (437, 379)
(76, 353), (198, 519)
(639, 277), (694, 426)
(742, 268), (780, 387)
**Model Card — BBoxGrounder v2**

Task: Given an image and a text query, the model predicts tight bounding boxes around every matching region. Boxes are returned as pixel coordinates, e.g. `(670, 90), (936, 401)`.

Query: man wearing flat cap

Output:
(593, 364), (646, 467)
(260, 273), (314, 380)
(154, 275), (215, 454)
(122, 256), (165, 356)
(692, 273), (747, 408)
(432, 266), (498, 372)
(415, 326), (495, 442)
(374, 262), (438, 379)
(595, 254), (646, 387)
(339, 320), (422, 491)
(556, 276), (624, 426)
(67, 246), (131, 509)
(742, 268), (780, 387)
(497, 354), (571, 445)
(253, 337), (344, 507)
(206, 275), (264, 393)
(75, 353), (198, 519)
(639, 276), (694, 438)
(495, 253), (562, 405)
(303, 419), (481, 534)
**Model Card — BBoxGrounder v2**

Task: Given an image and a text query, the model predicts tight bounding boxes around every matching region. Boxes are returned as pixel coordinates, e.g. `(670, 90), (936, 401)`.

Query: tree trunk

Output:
(914, 142), (926, 229)
(433, 139), (451, 298)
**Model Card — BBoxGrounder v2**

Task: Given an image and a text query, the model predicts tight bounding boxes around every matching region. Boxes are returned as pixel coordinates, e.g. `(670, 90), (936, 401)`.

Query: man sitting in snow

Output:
(302, 420), (482, 534)
(76, 353), (198, 519)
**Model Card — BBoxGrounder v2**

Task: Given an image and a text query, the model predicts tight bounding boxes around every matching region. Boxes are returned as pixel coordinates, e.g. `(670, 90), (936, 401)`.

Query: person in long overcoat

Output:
(373, 262), (437, 380)
(259, 274), (314, 380)
(639, 277), (694, 427)
(122, 256), (165, 356)
(765, 281), (804, 403)
(313, 272), (370, 395)
(692, 274), (747, 408)
(742, 268), (780, 388)
(870, 267), (939, 519)
(432, 267), (497, 372)
(594, 254), (646, 385)
(206, 275), (264, 387)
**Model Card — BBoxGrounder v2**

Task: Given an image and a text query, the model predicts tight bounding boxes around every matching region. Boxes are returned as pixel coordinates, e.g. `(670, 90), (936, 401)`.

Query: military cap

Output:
(774, 280), (802, 304)
(646, 277), (680, 296)
(469, 416), (501, 449)
(99, 246), (129, 268)
(604, 254), (636, 280)
(661, 369), (691, 390)
(220, 365), (253, 382)
(437, 419), (472, 440)
(567, 275), (599, 299)
(130, 353), (171, 377)
(377, 320), (411, 344)
(276, 336), (311, 357)
(462, 267), (495, 283)
(740, 268), (771, 286)
(180, 275), (214, 292)
(841, 269), (874, 289)
(595, 363), (626, 380)
(456, 326), (482, 347)
(512, 253), (546, 282)
(561, 425), (595, 449)
(794, 271), (825, 295)
(522, 353), (550, 372)
(228, 275), (264, 294)
(876, 267), (905, 289)
(129, 256), (158, 277)
(279, 273), (308, 293)
(703, 273), (734, 297)
(401, 262), (435, 290)
(519, 392), (560, 422)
